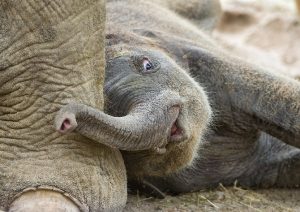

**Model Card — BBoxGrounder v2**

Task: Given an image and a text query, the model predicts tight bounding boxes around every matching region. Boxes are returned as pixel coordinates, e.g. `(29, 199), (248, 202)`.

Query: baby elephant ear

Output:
(55, 111), (78, 134)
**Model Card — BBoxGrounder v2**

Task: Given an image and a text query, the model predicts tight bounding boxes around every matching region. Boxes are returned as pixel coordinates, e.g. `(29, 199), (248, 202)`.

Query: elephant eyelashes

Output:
(132, 55), (160, 74)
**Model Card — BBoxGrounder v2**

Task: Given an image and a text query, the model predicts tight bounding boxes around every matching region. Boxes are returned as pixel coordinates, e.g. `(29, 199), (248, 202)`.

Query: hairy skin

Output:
(102, 0), (300, 192)
(0, 0), (126, 211)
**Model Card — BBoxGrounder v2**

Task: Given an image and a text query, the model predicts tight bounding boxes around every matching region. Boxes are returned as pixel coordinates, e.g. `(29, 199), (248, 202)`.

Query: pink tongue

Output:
(171, 123), (178, 135)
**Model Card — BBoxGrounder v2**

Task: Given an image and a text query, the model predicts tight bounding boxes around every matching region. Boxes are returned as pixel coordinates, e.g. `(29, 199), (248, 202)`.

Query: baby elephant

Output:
(56, 0), (300, 194)
(55, 48), (211, 165)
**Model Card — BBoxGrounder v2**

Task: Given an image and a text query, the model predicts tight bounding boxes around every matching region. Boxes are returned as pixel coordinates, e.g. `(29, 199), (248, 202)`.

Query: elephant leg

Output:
(130, 132), (300, 194)
(275, 152), (300, 188)
(228, 133), (300, 189)
(128, 132), (263, 194)
(0, 0), (127, 211)
(185, 46), (300, 148)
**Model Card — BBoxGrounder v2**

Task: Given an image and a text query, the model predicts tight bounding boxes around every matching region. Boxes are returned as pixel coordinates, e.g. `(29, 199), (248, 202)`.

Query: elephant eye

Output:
(142, 58), (154, 72)
(131, 55), (160, 74)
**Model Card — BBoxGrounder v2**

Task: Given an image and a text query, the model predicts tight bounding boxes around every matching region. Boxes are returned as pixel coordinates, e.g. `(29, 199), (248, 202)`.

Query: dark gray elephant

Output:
(105, 0), (300, 193)
(0, 0), (127, 211)
(58, 0), (300, 198)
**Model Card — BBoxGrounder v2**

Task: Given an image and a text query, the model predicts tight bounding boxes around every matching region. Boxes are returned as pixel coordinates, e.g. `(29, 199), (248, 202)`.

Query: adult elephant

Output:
(0, 0), (127, 211)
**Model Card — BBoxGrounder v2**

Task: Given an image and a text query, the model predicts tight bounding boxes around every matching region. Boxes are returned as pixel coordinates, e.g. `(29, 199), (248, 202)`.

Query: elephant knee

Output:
(276, 153), (300, 188)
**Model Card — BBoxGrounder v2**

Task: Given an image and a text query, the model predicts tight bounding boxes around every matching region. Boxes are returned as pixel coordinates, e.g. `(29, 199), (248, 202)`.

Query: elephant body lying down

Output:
(57, 0), (300, 196)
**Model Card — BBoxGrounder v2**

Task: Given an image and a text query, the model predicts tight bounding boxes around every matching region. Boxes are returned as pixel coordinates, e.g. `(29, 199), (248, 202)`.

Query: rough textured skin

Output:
(104, 0), (300, 192)
(0, 0), (126, 211)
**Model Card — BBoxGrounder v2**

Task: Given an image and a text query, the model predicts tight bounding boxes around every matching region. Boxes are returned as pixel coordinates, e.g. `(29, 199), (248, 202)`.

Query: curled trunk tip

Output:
(55, 110), (78, 134)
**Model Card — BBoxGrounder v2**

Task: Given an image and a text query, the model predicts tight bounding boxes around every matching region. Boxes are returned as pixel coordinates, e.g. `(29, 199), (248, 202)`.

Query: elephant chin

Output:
(9, 189), (85, 212)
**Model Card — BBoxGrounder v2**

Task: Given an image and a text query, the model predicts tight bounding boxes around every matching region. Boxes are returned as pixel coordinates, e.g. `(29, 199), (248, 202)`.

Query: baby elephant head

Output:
(55, 46), (212, 176)
(105, 47), (212, 176)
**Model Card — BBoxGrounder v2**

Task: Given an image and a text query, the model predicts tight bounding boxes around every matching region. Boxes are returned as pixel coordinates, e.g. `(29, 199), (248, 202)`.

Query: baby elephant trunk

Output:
(55, 91), (183, 151)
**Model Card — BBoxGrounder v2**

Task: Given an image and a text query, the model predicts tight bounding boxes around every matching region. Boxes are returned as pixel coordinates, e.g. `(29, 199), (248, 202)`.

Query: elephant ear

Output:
(0, 0), (126, 211)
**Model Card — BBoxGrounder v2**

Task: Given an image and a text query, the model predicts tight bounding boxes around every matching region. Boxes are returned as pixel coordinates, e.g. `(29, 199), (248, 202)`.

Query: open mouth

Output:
(171, 120), (181, 136)
(169, 119), (186, 143)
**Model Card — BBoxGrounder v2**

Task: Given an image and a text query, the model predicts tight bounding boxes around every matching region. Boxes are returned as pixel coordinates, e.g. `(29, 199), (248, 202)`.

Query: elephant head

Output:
(55, 37), (212, 176)
(0, 0), (127, 211)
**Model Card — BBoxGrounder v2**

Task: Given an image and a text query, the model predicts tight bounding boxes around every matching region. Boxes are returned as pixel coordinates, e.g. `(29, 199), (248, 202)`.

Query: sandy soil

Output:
(214, 0), (300, 77)
(125, 186), (300, 212)
(125, 1), (300, 211)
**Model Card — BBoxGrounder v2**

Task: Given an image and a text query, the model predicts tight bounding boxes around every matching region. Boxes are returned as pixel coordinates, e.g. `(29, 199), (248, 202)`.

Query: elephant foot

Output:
(8, 187), (86, 212)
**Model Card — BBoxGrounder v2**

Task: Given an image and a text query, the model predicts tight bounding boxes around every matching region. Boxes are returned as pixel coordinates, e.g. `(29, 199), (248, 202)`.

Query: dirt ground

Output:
(125, 186), (300, 211)
(125, 1), (300, 211)
(214, 0), (300, 78)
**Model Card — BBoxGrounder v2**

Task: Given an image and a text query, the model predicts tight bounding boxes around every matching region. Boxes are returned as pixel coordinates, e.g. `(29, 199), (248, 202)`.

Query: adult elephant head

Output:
(0, 0), (126, 211)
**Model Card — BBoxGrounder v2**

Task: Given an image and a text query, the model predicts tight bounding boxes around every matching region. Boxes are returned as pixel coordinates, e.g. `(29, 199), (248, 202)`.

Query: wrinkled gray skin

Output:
(58, 0), (300, 198)
(0, 0), (127, 211)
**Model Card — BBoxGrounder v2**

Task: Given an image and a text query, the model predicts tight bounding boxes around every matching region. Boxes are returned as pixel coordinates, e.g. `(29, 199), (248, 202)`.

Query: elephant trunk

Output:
(55, 91), (183, 151)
